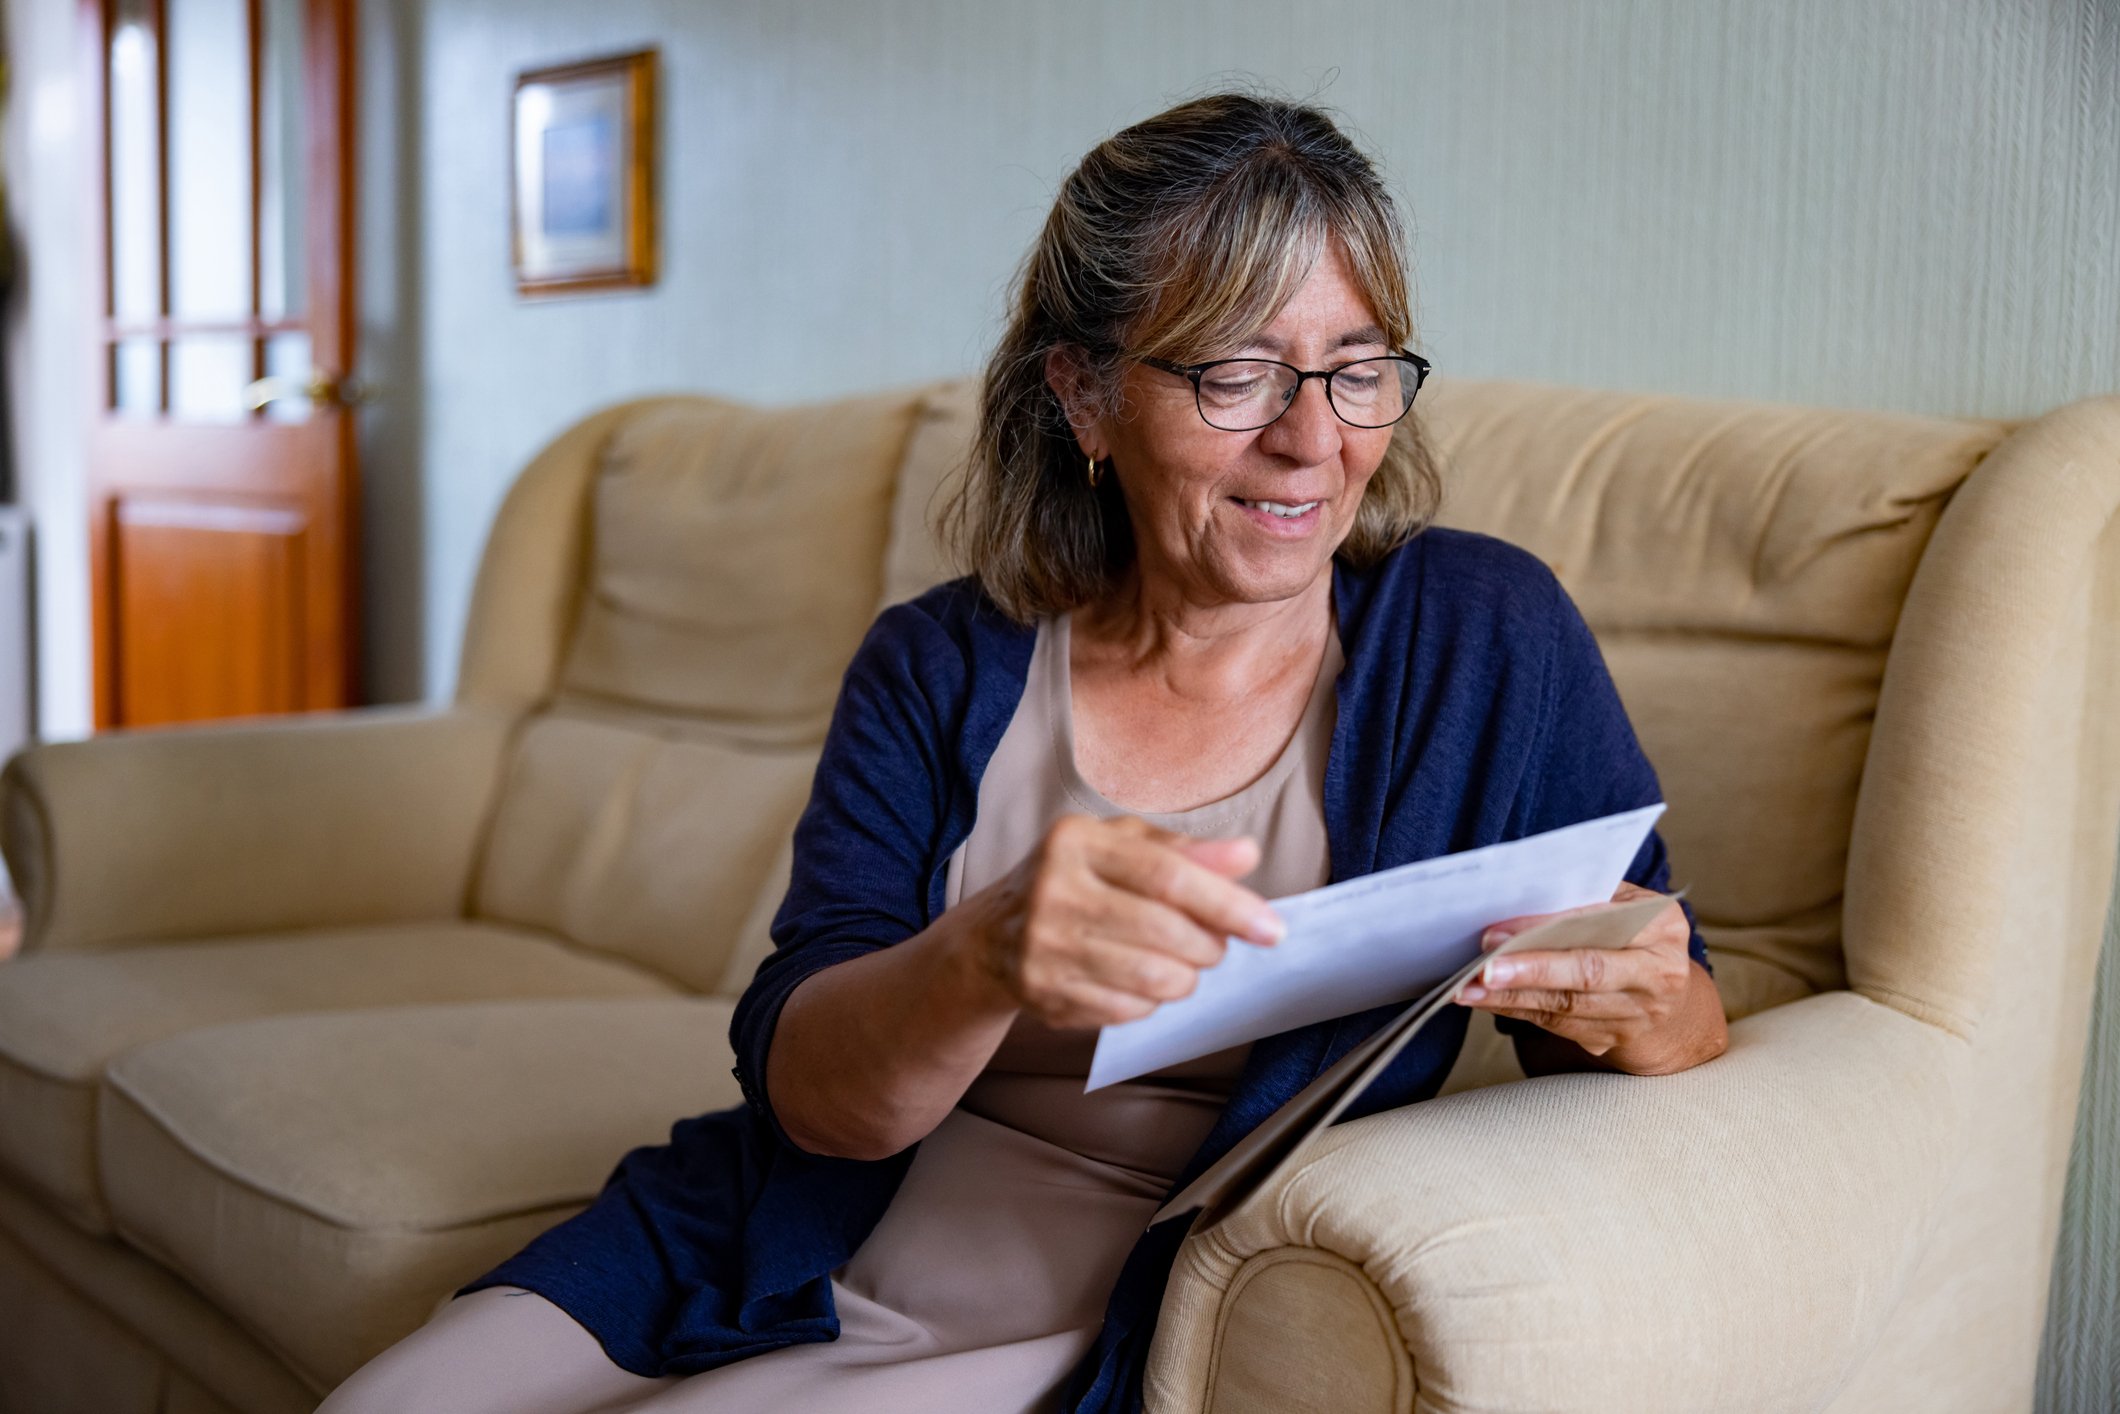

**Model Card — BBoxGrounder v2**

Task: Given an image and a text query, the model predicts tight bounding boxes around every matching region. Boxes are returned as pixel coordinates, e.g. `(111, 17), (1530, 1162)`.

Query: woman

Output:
(323, 92), (1726, 1414)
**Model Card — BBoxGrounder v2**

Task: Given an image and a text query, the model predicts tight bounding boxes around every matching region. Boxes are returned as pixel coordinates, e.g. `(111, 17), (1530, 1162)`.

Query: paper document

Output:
(1150, 887), (1683, 1232)
(1085, 802), (1667, 1091)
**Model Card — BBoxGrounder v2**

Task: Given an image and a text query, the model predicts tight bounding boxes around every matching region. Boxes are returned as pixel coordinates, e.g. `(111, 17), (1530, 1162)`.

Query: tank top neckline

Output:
(1045, 606), (1343, 833)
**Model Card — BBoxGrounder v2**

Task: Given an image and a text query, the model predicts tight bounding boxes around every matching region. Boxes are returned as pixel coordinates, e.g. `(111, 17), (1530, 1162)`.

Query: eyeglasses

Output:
(1136, 351), (1431, 432)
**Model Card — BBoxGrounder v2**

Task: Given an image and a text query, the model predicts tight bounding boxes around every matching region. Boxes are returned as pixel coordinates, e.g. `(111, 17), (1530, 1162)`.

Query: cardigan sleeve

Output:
(727, 599), (964, 1144)
(1501, 572), (1712, 1047)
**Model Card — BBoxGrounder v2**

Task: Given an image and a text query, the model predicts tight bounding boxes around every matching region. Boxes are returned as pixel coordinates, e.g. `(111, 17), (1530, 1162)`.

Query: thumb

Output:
(1174, 834), (1261, 880)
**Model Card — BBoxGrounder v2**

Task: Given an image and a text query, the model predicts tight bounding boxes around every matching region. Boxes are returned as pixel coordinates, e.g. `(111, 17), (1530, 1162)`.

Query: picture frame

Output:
(511, 48), (658, 296)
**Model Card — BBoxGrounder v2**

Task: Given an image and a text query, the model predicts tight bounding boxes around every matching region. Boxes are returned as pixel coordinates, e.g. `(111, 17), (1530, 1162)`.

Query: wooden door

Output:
(82, 0), (359, 729)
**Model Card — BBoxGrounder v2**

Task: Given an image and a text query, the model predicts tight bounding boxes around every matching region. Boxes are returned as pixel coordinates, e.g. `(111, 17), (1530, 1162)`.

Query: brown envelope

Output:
(1154, 888), (1688, 1233)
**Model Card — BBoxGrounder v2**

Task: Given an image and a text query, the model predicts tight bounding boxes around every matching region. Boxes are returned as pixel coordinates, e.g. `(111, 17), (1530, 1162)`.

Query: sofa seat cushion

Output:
(0, 923), (677, 1235)
(97, 997), (741, 1392)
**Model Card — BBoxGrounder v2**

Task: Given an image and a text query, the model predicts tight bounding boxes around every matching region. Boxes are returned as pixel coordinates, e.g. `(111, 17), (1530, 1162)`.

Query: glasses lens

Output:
(1327, 357), (1423, 428)
(1194, 361), (1299, 431)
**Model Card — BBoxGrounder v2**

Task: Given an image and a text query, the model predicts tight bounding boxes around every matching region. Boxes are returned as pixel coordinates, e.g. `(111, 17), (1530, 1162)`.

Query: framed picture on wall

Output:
(511, 48), (658, 296)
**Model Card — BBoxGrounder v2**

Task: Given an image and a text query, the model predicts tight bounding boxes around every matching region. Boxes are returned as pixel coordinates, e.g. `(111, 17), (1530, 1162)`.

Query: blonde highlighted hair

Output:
(941, 91), (1443, 623)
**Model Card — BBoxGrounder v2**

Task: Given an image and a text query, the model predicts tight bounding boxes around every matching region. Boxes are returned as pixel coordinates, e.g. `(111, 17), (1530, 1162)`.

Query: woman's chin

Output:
(1209, 548), (1336, 606)
(1216, 504), (1341, 584)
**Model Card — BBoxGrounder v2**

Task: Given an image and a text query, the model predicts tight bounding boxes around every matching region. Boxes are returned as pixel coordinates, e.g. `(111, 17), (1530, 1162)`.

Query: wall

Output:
(2, 0), (94, 741)
(405, 0), (2120, 702)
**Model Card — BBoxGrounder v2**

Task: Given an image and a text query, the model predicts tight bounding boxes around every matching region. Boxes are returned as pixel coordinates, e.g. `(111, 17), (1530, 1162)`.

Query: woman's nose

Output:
(1255, 377), (1342, 464)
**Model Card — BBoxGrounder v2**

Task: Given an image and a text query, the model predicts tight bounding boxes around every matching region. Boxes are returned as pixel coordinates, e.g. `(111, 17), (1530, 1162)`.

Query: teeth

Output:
(1240, 498), (1320, 518)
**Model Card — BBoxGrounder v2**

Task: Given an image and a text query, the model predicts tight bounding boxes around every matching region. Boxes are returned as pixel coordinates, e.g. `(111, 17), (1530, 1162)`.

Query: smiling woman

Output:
(321, 92), (1721, 1414)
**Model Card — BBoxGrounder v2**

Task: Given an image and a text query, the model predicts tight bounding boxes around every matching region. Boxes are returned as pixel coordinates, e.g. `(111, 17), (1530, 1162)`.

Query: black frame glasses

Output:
(1137, 350), (1432, 432)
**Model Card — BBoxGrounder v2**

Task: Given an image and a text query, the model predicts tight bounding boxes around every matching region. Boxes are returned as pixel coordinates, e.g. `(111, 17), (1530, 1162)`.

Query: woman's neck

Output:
(1070, 563), (1336, 706)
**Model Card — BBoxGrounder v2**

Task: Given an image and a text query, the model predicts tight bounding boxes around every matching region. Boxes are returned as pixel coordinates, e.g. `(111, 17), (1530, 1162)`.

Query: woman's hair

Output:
(941, 91), (1444, 623)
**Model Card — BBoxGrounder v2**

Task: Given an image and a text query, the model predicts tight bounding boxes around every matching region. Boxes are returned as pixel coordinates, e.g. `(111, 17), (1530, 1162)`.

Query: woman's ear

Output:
(1043, 345), (1102, 459)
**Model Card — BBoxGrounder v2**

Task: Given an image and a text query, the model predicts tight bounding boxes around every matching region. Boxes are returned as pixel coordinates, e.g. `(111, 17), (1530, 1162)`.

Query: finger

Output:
(1475, 1005), (1620, 1055)
(1172, 834), (1262, 881)
(1456, 983), (1638, 1020)
(1094, 834), (1284, 946)
(1072, 935), (1204, 1005)
(1078, 887), (1231, 970)
(1476, 944), (1648, 994)
(1035, 978), (1158, 1030)
(1111, 817), (1266, 889)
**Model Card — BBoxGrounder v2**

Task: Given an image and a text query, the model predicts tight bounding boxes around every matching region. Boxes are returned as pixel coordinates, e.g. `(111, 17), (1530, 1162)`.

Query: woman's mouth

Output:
(1234, 497), (1320, 518)
(1231, 496), (1325, 533)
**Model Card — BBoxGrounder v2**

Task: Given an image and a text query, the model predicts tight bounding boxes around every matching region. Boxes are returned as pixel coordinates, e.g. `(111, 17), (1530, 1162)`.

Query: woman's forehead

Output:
(1222, 249), (1391, 356)
(1138, 225), (1401, 361)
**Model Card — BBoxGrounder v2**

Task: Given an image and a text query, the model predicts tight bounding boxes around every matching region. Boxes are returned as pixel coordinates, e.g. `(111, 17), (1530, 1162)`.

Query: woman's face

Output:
(1085, 241), (1400, 609)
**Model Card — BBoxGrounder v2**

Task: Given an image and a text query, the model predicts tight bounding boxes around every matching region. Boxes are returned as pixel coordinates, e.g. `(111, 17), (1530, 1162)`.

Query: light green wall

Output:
(2042, 903), (2119, 1412)
(396, 0), (2120, 699)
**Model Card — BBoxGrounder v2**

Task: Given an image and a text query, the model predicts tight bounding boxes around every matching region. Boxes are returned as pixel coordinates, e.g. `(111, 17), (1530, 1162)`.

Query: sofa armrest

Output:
(1147, 991), (1969, 1414)
(0, 705), (520, 954)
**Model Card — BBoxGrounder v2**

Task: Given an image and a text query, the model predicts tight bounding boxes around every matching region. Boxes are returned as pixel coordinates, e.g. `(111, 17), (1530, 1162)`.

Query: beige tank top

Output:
(939, 604), (1342, 1169)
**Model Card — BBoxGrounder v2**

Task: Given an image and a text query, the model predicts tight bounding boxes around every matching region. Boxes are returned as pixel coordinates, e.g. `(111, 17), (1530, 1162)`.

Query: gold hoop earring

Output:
(1086, 454), (1104, 488)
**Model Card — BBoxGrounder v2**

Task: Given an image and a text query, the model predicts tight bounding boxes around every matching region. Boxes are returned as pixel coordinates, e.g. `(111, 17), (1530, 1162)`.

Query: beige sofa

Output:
(0, 373), (2114, 1414)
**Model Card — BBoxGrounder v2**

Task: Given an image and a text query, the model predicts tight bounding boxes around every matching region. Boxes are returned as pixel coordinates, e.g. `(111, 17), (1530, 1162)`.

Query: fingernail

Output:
(1482, 960), (1515, 987)
(1480, 927), (1506, 949)
(1458, 984), (1486, 1003)
(1252, 909), (1286, 945)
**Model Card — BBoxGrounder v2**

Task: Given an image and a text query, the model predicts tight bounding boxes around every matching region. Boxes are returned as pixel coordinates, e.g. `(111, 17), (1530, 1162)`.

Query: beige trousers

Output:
(317, 1276), (1090, 1414)
(316, 1286), (678, 1414)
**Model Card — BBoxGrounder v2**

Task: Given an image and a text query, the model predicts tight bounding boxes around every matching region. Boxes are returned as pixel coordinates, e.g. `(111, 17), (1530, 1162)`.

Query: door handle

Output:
(242, 369), (377, 412)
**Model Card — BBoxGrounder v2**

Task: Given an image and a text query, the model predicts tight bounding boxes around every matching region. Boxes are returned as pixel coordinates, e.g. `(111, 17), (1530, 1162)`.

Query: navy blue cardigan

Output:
(463, 526), (1707, 1409)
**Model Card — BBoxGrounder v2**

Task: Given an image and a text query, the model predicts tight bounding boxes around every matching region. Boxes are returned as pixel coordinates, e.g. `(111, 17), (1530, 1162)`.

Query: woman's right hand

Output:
(963, 814), (1287, 1029)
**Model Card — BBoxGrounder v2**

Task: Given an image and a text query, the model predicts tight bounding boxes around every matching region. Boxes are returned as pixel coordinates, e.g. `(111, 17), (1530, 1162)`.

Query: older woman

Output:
(323, 93), (1725, 1414)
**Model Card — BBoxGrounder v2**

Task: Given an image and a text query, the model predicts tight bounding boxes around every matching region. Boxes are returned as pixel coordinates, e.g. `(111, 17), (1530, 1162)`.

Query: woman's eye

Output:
(1202, 377), (1263, 400)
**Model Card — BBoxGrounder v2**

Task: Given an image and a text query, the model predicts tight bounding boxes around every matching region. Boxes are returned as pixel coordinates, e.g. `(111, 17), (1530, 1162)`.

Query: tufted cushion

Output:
(473, 711), (819, 993)
(1418, 377), (2014, 1016)
(880, 380), (979, 607)
(482, 390), (927, 992)
(555, 391), (923, 745)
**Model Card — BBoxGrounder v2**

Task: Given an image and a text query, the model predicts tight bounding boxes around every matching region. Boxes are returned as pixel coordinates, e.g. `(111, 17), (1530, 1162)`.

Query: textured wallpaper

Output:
(402, 0), (2120, 695)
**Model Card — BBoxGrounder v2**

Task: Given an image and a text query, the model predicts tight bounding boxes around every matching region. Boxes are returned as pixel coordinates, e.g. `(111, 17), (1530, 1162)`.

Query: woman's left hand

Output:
(1454, 881), (1727, 1075)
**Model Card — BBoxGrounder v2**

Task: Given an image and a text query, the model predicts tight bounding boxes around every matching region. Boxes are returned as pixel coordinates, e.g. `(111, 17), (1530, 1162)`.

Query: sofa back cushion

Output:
(556, 393), (922, 744)
(476, 391), (923, 992)
(878, 376), (2015, 1020)
(881, 381), (980, 606)
(1417, 377), (2011, 1016)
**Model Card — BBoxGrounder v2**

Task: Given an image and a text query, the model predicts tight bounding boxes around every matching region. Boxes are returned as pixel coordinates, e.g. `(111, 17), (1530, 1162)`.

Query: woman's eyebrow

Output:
(1238, 324), (1390, 357)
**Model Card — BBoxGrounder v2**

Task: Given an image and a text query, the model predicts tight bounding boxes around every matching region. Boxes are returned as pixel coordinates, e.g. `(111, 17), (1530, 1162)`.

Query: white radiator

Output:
(0, 508), (30, 766)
